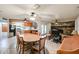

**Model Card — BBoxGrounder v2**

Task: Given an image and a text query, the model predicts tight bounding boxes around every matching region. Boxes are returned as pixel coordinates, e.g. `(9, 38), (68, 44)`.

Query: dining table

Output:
(19, 33), (47, 53)
(19, 33), (40, 42)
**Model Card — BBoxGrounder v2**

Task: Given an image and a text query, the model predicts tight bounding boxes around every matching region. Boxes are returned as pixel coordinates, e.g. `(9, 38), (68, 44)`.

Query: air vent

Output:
(2, 17), (7, 20)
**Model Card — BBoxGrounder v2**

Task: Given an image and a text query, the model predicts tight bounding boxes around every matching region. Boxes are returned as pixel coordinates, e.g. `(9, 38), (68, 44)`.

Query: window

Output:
(45, 25), (47, 34)
(41, 24), (47, 35)
(41, 24), (44, 34)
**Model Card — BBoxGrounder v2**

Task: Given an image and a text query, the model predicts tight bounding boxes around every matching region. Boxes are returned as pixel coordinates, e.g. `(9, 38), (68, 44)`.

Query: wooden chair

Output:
(16, 32), (30, 54)
(32, 36), (47, 54)
(16, 34), (20, 53)
(19, 37), (31, 54)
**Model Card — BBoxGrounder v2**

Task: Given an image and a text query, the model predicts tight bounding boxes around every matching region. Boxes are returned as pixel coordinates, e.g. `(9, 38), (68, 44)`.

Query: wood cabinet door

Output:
(24, 22), (32, 26)
(2, 23), (8, 32)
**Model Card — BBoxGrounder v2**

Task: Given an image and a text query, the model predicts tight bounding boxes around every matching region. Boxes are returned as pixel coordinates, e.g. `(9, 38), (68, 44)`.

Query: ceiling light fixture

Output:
(30, 17), (35, 21)
(33, 4), (40, 10)
(29, 12), (36, 21)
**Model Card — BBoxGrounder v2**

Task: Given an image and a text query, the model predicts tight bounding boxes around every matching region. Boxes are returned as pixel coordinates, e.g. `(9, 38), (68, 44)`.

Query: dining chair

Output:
(19, 37), (31, 54)
(32, 36), (47, 54)
(16, 32), (30, 54)
(16, 34), (20, 53)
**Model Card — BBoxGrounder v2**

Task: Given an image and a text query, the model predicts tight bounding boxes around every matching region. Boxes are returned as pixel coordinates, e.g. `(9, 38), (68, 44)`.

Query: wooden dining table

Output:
(19, 33), (40, 42)
(19, 33), (46, 53)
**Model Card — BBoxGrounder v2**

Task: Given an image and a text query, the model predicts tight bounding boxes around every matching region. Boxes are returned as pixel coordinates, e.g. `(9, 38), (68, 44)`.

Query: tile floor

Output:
(0, 32), (17, 54)
(0, 32), (61, 54)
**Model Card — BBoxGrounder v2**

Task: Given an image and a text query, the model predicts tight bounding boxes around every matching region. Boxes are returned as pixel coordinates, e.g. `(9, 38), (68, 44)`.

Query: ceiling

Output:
(0, 4), (79, 22)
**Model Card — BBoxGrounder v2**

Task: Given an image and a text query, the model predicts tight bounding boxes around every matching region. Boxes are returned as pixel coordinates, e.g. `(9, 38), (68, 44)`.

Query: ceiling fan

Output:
(22, 4), (40, 21)
(23, 12), (36, 21)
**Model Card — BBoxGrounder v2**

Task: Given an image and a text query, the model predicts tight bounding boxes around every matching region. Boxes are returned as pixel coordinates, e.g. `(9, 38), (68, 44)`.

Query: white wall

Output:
(46, 23), (51, 33)
(75, 16), (79, 34)
(36, 20), (51, 34)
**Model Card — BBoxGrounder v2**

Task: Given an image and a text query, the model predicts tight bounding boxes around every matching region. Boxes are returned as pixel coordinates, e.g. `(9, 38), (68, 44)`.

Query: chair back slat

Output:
(17, 35), (20, 44)
(39, 37), (47, 50)
(16, 34), (24, 45)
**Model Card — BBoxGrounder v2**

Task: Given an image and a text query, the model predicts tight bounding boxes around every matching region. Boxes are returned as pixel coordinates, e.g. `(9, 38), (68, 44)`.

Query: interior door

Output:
(2, 23), (8, 32)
